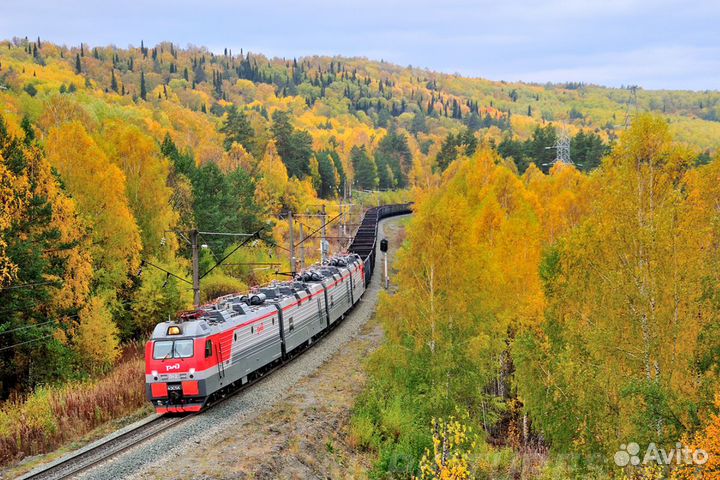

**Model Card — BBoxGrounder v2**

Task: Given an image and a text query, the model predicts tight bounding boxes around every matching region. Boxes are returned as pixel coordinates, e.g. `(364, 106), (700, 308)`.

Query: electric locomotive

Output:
(144, 254), (365, 413)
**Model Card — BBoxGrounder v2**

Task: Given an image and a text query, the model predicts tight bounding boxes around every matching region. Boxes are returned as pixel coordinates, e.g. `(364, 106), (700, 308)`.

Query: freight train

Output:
(144, 204), (411, 413)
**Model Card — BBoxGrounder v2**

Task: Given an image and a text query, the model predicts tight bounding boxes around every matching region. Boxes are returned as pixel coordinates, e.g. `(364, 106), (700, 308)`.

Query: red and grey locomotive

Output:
(144, 254), (365, 413)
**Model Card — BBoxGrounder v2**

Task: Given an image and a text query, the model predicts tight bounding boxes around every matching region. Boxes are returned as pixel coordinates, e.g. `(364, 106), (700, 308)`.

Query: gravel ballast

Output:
(72, 215), (406, 480)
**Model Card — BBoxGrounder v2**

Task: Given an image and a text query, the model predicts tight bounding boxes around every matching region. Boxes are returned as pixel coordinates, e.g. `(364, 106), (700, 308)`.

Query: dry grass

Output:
(0, 348), (146, 466)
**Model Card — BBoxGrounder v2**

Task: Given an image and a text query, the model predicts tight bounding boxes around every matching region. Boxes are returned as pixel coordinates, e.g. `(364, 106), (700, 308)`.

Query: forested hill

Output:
(0, 36), (718, 399)
(1, 37), (718, 182)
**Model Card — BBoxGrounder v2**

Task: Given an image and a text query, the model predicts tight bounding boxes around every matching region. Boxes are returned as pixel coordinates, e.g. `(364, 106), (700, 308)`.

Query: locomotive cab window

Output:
(153, 339), (194, 359)
(205, 339), (212, 358)
(173, 339), (194, 358)
(153, 341), (173, 360)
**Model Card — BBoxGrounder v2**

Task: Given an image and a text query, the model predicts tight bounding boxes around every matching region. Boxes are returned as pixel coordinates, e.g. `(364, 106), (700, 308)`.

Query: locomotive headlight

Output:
(167, 326), (182, 335)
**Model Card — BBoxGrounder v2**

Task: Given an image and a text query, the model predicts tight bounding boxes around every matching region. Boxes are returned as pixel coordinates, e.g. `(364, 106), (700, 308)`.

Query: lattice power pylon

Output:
(543, 125), (574, 167)
(623, 86), (639, 130)
(554, 128), (572, 164)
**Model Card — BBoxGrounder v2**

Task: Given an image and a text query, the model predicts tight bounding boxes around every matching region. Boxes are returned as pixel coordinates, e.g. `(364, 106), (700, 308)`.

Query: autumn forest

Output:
(1, 36), (720, 478)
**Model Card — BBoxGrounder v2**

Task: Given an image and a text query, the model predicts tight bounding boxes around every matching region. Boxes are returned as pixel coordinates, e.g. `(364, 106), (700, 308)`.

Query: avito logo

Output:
(614, 442), (708, 467)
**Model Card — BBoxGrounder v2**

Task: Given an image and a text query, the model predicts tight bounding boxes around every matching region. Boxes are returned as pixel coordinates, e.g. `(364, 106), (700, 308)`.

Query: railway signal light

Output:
(381, 238), (389, 289)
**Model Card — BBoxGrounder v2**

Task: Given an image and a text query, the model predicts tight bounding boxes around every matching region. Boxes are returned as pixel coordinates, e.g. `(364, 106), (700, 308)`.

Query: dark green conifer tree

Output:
(140, 71), (147, 100)
(219, 106), (254, 152)
(351, 145), (378, 189)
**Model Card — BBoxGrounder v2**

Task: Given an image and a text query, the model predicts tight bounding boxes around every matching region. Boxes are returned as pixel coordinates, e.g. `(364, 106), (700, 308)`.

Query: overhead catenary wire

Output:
(0, 333), (59, 353)
(139, 259), (193, 286)
(198, 231), (256, 237)
(0, 280), (61, 291)
(199, 228), (264, 280)
(293, 213), (342, 248)
(0, 318), (66, 336)
(198, 232), (221, 264)
(0, 314), (81, 356)
(0, 293), (163, 353)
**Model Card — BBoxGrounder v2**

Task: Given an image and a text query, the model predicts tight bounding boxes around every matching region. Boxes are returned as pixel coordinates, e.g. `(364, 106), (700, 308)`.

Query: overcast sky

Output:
(2, 0), (718, 90)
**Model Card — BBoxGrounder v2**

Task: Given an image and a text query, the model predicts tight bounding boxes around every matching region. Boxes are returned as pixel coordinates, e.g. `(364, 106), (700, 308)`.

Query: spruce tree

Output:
(219, 106), (254, 152)
(110, 69), (118, 92)
(20, 116), (35, 144)
(271, 110), (313, 178)
(350, 145), (378, 190)
(140, 71), (147, 100)
(75, 53), (81, 73)
(315, 150), (339, 198)
(375, 127), (411, 188)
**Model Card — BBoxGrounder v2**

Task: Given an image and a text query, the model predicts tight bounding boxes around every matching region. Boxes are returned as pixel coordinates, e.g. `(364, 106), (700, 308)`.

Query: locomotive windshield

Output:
(153, 339), (194, 359)
(174, 339), (194, 358)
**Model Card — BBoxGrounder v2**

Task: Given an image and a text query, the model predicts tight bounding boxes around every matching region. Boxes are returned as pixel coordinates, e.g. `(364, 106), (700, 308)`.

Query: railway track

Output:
(20, 302), (365, 480)
(19, 203), (412, 480)
(20, 339), (315, 480)
(20, 415), (187, 480)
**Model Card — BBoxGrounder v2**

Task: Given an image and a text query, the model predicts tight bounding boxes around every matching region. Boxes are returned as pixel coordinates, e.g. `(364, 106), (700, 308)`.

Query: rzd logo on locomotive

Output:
(165, 363), (181, 371)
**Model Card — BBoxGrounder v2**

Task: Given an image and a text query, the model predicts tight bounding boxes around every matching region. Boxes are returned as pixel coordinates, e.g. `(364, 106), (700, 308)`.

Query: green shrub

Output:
(200, 272), (247, 303)
(349, 413), (376, 451)
(380, 397), (409, 442)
